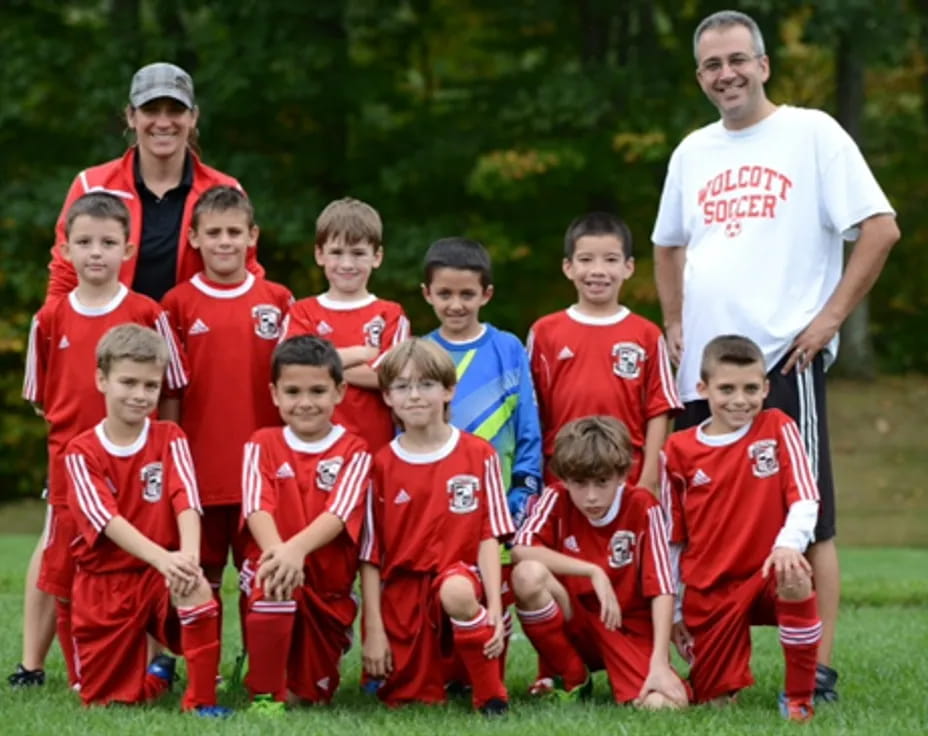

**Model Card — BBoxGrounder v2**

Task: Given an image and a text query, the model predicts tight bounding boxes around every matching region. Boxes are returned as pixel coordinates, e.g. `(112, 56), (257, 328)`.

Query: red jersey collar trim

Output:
(317, 293), (377, 311)
(588, 483), (625, 527)
(389, 426), (460, 464)
(283, 424), (345, 454)
(68, 284), (130, 316)
(94, 418), (150, 457)
(190, 272), (255, 299)
(696, 418), (753, 447)
(566, 305), (630, 326)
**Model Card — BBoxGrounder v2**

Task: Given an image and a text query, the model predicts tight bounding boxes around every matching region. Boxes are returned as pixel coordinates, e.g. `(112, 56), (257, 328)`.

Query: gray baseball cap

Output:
(129, 62), (195, 109)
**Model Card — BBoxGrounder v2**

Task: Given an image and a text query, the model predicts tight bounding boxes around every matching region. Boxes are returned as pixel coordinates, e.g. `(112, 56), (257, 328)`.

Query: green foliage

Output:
(0, 0), (926, 498)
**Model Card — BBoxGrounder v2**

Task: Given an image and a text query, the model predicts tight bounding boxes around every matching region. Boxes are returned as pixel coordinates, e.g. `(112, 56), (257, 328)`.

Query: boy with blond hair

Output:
(512, 416), (688, 708)
(661, 335), (822, 721)
(64, 324), (224, 714)
(13, 193), (186, 688)
(282, 198), (409, 453)
(360, 338), (515, 715)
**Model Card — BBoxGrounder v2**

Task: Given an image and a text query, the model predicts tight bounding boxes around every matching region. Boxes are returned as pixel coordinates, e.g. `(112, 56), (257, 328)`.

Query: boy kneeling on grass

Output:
(64, 324), (225, 715)
(511, 415), (688, 708)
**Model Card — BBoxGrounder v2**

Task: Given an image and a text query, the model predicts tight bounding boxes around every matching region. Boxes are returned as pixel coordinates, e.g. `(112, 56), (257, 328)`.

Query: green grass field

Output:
(1, 536), (926, 735)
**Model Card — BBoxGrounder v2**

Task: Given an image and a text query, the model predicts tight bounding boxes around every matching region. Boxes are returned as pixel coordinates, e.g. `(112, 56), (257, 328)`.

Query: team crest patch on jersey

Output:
(748, 439), (779, 478)
(607, 530), (636, 569)
(140, 462), (163, 503)
(363, 316), (386, 349)
(564, 535), (580, 553)
(447, 474), (480, 514)
(612, 342), (645, 379)
(252, 304), (283, 340)
(316, 457), (343, 492)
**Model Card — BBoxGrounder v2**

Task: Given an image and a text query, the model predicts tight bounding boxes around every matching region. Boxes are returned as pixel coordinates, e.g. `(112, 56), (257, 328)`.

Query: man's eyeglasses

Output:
(697, 53), (762, 76)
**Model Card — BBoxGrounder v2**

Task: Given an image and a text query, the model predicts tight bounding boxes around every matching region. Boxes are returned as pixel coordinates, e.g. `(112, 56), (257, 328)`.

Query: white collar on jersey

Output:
(68, 284), (130, 316)
(317, 292), (377, 311)
(190, 272), (255, 299)
(696, 418), (754, 447)
(94, 417), (150, 457)
(566, 305), (630, 326)
(439, 324), (487, 346)
(587, 482), (625, 527)
(283, 424), (345, 454)
(389, 426), (460, 465)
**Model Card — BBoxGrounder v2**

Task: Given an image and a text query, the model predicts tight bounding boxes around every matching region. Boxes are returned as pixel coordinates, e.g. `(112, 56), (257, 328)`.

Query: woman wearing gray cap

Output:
(44, 62), (263, 301)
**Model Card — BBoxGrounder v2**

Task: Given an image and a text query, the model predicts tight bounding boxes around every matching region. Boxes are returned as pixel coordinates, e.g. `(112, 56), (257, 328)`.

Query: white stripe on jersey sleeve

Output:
(154, 312), (187, 389)
(170, 437), (202, 513)
(328, 451), (372, 521)
(22, 315), (41, 401)
(647, 506), (675, 596)
(514, 485), (558, 547)
(657, 335), (683, 408)
(358, 484), (377, 563)
(66, 453), (112, 532)
(780, 420), (819, 502)
(484, 452), (515, 538)
(242, 442), (262, 517)
(658, 450), (675, 541)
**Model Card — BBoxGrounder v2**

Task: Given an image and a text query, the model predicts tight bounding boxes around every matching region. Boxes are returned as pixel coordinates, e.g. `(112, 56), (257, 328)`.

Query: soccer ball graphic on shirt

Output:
(725, 219), (743, 238)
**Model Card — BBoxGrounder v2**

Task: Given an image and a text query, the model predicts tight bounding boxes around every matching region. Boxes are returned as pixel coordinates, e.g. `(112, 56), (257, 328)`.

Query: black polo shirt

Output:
(131, 153), (193, 300)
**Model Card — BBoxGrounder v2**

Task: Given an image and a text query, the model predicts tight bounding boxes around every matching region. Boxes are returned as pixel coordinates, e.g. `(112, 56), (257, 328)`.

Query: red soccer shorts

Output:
(199, 504), (248, 571)
(684, 571), (779, 702)
(37, 503), (77, 599)
(243, 559), (356, 703)
(71, 566), (183, 706)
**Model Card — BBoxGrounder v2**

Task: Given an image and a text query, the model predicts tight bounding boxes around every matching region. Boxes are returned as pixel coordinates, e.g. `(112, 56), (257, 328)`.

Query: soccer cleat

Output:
(550, 673), (593, 702)
(361, 678), (383, 695)
(8, 664), (45, 688)
(193, 705), (233, 718)
(248, 693), (286, 716)
(480, 697), (509, 716)
(445, 680), (472, 698)
(527, 676), (555, 697)
(146, 654), (177, 688)
(814, 663), (839, 704)
(778, 692), (815, 722)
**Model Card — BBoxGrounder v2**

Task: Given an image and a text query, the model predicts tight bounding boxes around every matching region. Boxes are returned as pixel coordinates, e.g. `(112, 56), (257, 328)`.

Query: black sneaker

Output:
(480, 697), (509, 717)
(147, 655), (177, 689)
(814, 663), (839, 703)
(8, 664), (45, 688)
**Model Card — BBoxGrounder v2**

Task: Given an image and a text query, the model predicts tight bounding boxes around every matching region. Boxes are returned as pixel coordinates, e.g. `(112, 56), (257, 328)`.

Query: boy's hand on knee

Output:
(762, 546), (812, 587)
(591, 568), (621, 630)
(258, 541), (304, 598)
(482, 610), (506, 659)
(157, 551), (200, 591)
(636, 660), (688, 708)
(671, 621), (694, 664)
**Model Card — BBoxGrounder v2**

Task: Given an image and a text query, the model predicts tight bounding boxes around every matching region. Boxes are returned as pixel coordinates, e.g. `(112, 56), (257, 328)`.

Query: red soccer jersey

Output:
(360, 428), (515, 578)
(527, 306), (682, 478)
(65, 419), (201, 574)
(660, 408), (819, 591)
(515, 482), (673, 628)
(23, 285), (188, 505)
(241, 424), (371, 597)
(281, 294), (410, 452)
(162, 272), (293, 506)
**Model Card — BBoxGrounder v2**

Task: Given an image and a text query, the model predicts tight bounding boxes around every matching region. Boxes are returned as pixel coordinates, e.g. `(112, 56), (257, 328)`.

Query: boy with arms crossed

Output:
(240, 336), (371, 710)
(282, 198), (409, 453)
(15, 193), (186, 688)
(512, 416), (687, 708)
(162, 187), (292, 614)
(360, 338), (515, 715)
(528, 212), (681, 492)
(661, 335), (822, 721)
(65, 325), (223, 714)
(422, 236), (542, 529)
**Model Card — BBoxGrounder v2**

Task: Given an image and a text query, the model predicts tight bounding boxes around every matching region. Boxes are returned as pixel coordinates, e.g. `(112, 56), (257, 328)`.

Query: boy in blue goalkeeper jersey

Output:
(422, 237), (542, 528)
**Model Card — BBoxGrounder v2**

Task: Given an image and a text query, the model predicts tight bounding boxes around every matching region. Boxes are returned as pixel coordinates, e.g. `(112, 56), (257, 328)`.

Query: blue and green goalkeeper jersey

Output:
(427, 324), (542, 494)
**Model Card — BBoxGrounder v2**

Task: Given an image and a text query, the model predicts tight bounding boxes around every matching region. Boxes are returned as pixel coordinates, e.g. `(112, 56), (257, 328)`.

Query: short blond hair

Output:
(96, 324), (168, 376)
(378, 338), (456, 425)
(549, 416), (633, 482)
(315, 197), (382, 250)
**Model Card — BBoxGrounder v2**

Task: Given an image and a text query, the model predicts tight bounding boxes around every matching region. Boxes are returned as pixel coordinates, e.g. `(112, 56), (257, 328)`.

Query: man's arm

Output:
(653, 245), (686, 364)
(783, 213), (900, 373)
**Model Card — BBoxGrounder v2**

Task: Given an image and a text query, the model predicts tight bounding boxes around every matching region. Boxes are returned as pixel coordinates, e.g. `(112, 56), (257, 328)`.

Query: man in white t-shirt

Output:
(652, 10), (899, 705)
